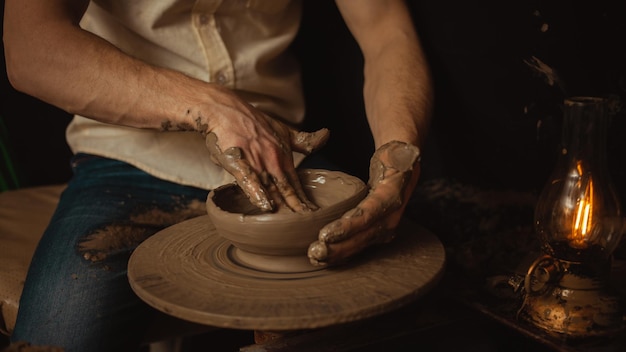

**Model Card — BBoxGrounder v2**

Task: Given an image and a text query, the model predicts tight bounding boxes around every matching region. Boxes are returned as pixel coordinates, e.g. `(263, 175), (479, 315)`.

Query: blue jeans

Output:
(11, 153), (341, 351)
(12, 154), (210, 351)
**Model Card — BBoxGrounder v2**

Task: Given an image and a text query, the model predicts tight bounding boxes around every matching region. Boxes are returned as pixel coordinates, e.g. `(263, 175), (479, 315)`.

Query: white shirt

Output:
(66, 0), (305, 190)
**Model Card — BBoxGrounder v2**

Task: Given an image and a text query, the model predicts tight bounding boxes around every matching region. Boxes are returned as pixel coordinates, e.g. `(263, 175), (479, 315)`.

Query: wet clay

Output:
(159, 110), (203, 132)
(291, 129), (330, 155)
(307, 141), (421, 266)
(205, 132), (274, 212)
(204, 129), (331, 214)
(128, 215), (445, 330)
(206, 169), (367, 272)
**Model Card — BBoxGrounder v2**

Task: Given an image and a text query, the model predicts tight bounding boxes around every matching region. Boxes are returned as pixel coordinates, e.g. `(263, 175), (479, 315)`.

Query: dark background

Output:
(2, 1), (626, 350)
(2, 0), (626, 197)
(297, 0), (626, 200)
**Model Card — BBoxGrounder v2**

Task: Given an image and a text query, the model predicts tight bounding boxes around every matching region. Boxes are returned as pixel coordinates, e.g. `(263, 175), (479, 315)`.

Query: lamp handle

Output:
(524, 255), (562, 296)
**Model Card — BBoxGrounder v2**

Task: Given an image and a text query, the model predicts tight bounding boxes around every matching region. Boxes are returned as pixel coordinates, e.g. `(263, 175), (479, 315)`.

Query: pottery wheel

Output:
(128, 215), (445, 331)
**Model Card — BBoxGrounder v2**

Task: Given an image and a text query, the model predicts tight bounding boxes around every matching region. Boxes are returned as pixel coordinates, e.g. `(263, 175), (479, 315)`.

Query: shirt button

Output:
(199, 14), (209, 25)
(215, 71), (228, 85)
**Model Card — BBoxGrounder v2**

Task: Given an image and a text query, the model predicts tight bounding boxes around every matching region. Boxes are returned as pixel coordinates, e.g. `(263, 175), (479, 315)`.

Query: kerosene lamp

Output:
(520, 96), (626, 338)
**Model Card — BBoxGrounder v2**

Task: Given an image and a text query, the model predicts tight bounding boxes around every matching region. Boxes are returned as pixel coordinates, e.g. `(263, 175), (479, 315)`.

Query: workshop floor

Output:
(2, 295), (555, 352)
(175, 305), (554, 352)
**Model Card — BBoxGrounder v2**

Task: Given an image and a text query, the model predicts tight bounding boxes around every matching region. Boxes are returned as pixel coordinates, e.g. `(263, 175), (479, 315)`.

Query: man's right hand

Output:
(201, 89), (330, 212)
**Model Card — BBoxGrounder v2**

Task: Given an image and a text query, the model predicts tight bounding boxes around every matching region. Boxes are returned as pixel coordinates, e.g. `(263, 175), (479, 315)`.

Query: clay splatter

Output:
(78, 199), (205, 267)
(292, 128), (330, 154)
(194, 116), (209, 134)
(523, 56), (567, 95)
(161, 120), (173, 131)
(160, 119), (198, 132)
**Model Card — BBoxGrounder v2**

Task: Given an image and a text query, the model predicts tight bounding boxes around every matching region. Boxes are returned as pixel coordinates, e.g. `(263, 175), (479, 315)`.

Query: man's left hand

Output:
(308, 141), (421, 266)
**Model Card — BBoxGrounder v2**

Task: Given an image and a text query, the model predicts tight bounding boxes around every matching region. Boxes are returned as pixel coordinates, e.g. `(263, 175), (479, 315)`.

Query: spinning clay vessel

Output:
(206, 169), (368, 270)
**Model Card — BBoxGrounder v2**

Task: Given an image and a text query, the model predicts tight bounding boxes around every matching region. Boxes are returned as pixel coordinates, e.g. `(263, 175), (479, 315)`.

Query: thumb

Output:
(289, 128), (330, 155)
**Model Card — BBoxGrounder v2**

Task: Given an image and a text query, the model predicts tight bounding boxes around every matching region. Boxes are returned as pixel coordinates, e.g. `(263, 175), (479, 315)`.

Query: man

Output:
(3, 0), (432, 350)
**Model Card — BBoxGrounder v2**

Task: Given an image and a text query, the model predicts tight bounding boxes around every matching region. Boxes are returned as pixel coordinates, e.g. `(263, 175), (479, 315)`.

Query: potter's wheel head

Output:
(128, 215), (446, 331)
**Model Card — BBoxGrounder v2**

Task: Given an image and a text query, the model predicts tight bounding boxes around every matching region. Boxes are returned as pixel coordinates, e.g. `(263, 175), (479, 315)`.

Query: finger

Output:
(205, 132), (223, 165)
(319, 181), (402, 243)
(271, 174), (311, 213)
(262, 174), (287, 210)
(206, 133), (273, 212)
(308, 222), (395, 266)
(265, 145), (317, 213)
(284, 167), (319, 211)
(226, 152), (274, 212)
(307, 241), (328, 266)
(289, 128), (330, 155)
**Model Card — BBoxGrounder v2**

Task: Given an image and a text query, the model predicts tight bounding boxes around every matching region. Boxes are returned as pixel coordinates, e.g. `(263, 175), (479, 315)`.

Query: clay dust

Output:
(77, 198), (205, 267)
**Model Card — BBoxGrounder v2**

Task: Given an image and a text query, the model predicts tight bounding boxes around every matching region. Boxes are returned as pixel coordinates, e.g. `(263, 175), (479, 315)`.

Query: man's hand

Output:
(204, 96), (329, 213)
(308, 141), (420, 266)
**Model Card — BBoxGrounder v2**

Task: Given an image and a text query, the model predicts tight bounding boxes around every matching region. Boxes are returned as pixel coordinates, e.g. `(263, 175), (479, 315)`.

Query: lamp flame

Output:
(571, 163), (593, 249)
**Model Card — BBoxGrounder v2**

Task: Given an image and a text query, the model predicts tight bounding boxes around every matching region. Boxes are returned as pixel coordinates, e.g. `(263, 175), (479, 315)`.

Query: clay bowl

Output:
(206, 169), (368, 273)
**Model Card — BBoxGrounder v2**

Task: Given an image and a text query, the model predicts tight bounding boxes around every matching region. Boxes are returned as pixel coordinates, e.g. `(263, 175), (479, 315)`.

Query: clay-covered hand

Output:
(204, 101), (329, 213)
(307, 141), (420, 266)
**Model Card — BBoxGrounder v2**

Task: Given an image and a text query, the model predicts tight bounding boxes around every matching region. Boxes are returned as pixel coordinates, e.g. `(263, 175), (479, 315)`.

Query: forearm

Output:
(3, 0), (220, 133)
(336, 0), (433, 150)
(363, 31), (433, 150)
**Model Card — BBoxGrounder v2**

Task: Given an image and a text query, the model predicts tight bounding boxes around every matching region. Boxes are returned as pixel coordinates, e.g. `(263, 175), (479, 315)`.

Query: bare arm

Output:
(4, 0), (328, 212)
(3, 0), (211, 130)
(335, 0), (432, 150)
(308, 0), (433, 265)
